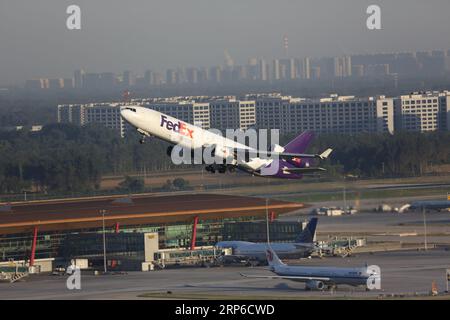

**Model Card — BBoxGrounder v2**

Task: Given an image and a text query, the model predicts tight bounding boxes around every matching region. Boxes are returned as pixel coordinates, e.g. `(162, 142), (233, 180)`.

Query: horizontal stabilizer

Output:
(318, 148), (333, 160)
(258, 148), (333, 161)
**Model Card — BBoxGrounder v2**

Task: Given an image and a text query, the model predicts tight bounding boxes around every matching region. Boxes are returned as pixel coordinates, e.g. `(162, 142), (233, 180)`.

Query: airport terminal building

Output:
(0, 193), (304, 270)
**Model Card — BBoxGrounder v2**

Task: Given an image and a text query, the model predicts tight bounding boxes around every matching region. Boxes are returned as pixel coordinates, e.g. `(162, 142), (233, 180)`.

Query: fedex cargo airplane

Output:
(120, 106), (332, 178)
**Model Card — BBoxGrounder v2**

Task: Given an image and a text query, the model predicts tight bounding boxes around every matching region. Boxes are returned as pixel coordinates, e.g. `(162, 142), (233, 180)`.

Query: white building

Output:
(238, 101), (256, 130)
(85, 104), (128, 137)
(57, 91), (450, 138)
(143, 101), (210, 130)
(58, 103), (127, 137)
(394, 91), (450, 132)
(255, 94), (394, 135)
(57, 104), (86, 126)
(209, 99), (256, 132)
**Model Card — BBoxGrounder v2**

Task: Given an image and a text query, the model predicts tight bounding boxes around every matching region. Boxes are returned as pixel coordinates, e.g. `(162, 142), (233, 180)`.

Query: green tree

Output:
(117, 176), (145, 192)
(173, 177), (190, 190)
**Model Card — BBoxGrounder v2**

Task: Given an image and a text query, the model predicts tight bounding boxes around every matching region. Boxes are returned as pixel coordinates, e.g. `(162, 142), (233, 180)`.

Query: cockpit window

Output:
(125, 107), (136, 112)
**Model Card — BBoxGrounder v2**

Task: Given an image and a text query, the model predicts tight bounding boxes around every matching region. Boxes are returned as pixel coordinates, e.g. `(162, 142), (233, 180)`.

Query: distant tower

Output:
(122, 70), (134, 87)
(259, 58), (268, 81)
(224, 49), (234, 67)
(283, 34), (289, 57)
(301, 57), (311, 80)
(74, 69), (85, 89)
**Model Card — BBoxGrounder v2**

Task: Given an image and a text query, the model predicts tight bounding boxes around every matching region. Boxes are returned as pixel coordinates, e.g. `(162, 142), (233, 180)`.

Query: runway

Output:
(282, 210), (450, 246)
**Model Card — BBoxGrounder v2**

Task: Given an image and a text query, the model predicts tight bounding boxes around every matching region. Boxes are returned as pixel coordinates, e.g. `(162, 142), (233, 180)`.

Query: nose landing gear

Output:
(137, 128), (150, 144)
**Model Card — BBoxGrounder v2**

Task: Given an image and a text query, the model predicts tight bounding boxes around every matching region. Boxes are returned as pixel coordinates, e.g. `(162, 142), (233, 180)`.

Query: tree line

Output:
(0, 123), (175, 194)
(0, 123), (449, 194)
(306, 131), (450, 178)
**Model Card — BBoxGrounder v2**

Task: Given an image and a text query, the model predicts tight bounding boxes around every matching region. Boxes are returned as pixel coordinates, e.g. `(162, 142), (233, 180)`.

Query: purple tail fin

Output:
(284, 130), (315, 153)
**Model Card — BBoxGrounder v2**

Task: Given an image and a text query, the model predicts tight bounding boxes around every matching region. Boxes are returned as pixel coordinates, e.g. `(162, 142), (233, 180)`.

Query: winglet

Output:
(318, 148), (333, 160)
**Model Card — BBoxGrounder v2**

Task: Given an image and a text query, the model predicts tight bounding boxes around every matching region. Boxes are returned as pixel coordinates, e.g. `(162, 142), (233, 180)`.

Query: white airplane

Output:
(120, 106), (332, 178)
(399, 200), (450, 213)
(241, 247), (380, 291)
(216, 218), (318, 265)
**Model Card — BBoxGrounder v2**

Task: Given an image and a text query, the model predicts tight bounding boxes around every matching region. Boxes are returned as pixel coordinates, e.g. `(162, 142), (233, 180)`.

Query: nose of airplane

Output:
(120, 108), (135, 122)
(120, 107), (143, 128)
(120, 108), (130, 119)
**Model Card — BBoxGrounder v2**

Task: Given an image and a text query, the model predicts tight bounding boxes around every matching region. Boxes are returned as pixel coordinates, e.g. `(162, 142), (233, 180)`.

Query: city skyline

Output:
(15, 47), (450, 91)
(2, 0), (450, 86)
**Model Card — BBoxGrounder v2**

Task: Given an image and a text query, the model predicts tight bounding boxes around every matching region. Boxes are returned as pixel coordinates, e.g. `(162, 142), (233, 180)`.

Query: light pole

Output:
(343, 187), (347, 212)
(265, 198), (270, 244)
(422, 206), (428, 251)
(446, 269), (449, 293)
(100, 209), (107, 273)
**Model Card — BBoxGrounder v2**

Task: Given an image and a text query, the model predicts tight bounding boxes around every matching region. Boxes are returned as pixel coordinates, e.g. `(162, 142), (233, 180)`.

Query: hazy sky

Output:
(1, 0), (450, 85)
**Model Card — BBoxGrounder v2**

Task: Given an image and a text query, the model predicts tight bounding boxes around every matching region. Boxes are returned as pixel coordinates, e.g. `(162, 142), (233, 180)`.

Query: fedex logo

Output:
(160, 115), (194, 138)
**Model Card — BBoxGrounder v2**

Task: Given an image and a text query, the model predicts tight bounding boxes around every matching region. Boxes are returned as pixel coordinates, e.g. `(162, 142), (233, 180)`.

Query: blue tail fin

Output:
(296, 218), (318, 243)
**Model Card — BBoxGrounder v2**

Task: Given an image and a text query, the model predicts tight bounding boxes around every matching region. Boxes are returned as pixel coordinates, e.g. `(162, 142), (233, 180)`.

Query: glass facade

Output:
(0, 217), (303, 263)
(222, 221), (301, 243)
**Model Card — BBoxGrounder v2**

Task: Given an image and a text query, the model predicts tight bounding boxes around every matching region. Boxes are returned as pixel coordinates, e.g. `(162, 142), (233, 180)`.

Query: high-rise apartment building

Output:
(255, 94), (394, 135)
(394, 91), (450, 132)
(57, 91), (450, 138)
(74, 69), (85, 89)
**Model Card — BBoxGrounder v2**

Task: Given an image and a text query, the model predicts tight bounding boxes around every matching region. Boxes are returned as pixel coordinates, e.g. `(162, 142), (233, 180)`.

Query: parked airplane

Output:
(216, 218), (318, 265)
(399, 200), (450, 213)
(241, 247), (380, 291)
(120, 107), (332, 178)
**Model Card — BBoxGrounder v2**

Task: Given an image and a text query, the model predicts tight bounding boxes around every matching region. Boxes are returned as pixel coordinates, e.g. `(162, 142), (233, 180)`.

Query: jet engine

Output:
(212, 145), (236, 164)
(305, 280), (325, 291)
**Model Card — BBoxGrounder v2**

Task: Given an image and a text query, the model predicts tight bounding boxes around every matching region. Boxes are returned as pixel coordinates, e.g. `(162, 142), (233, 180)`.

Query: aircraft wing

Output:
(281, 167), (326, 174)
(293, 243), (316, 249)
(240, 273), (330, 282)
(278, 148), (332, 160)
(234, 148), (333, 160)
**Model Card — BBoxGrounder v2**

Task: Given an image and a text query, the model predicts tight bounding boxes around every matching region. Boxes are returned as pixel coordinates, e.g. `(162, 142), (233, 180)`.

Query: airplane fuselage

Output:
(217, 241), (315, 260)
(272, 264), (370, 287)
